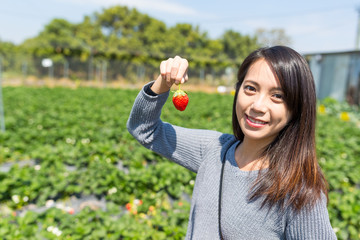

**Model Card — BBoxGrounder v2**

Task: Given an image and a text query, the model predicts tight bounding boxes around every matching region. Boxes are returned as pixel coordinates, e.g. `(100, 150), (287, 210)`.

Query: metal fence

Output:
(1, 51), (360, 105)
(0, 53), (238, 88)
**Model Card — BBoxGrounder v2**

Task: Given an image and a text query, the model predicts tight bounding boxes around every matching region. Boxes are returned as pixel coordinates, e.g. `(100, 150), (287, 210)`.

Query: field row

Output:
(0, 87), (359, 239)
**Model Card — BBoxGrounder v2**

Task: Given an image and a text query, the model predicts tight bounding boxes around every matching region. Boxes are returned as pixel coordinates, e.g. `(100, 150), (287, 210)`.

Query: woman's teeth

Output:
(249, 117), (266, 124)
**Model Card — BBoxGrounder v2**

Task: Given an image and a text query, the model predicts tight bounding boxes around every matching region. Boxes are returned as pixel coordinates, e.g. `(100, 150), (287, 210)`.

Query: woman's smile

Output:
(245, 114), (268, 128)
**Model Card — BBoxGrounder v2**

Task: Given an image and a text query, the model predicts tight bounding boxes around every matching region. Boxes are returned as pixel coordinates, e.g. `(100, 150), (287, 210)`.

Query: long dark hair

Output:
(232, 46), (328, 212)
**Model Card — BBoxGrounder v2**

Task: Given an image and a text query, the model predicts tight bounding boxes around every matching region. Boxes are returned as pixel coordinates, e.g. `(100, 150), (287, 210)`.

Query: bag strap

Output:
(218, 150), (227, 240)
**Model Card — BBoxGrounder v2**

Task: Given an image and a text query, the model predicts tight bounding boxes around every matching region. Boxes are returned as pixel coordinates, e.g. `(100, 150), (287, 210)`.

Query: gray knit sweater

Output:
(127, 82), (337, 240)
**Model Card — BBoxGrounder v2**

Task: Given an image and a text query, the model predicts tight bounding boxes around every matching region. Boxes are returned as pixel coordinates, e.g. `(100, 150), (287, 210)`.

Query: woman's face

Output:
(236, 59), (291, 145)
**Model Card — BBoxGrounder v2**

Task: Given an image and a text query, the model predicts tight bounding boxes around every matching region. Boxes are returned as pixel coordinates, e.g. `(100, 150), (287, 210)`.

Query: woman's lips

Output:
(245, 114), (268, 128)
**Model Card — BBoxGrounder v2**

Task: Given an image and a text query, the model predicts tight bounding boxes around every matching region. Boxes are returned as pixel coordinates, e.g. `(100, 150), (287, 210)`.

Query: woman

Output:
(127, 46), (337, 239)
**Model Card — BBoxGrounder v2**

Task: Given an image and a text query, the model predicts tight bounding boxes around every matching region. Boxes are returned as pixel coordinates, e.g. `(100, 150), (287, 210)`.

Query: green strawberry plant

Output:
(0, 87), (358, 239)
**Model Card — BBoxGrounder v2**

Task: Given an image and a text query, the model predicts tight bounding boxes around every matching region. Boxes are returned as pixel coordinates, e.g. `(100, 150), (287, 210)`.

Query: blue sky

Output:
(0, 0), (359, 54)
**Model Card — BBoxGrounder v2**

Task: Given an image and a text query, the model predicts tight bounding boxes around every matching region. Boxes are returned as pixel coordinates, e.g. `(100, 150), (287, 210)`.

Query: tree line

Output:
(0, 5), (291, 81)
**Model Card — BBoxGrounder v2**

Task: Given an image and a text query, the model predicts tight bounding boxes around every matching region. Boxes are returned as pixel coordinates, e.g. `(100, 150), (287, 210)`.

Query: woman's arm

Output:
(127, 81), (222, 172)
(126, 56), (222, 173)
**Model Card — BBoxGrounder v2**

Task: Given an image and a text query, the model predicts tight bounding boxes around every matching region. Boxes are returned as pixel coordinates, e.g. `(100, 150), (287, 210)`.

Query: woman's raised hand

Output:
(151, 56), (188, 94)
(160, 55), (189, 86)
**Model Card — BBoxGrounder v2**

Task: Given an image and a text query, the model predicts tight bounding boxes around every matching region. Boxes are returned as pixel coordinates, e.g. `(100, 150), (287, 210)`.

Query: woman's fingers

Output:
(177, 59), (188, 84)
(160, 60), (167, 79)
(160, 56), (188, 86)
(165, 58), (174, 86)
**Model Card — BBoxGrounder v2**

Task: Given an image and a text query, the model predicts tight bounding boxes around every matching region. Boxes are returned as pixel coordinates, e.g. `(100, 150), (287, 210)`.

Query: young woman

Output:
(127, 46), (337, 239)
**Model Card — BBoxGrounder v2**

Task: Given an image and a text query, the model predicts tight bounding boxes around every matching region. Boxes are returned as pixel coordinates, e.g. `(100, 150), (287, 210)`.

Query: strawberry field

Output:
(0, 86), (359, 239)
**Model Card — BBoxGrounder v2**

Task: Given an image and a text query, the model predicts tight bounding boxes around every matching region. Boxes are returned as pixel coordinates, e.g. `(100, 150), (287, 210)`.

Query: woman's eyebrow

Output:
(243, 80), (283, 91)
(243, 80), (259, 87)
(271, 87), (283, 92)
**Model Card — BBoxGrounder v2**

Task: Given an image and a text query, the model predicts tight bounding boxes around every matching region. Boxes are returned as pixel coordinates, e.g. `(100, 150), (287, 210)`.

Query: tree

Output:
(0, 40), (19, 72)
(21, 18), (85, 59)
(93, 6), (169, 80)
(95, 6), (150, 59)
(221, 30), (259, 65)
(255, 28), (292, 47)
(9, 5), (263, 82)
(20, 18), (92, 79)
(75, 15), (106, 60)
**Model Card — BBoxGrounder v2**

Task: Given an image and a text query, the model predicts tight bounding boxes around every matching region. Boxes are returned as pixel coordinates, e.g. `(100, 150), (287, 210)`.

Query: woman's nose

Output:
(251, 95), (267, 113)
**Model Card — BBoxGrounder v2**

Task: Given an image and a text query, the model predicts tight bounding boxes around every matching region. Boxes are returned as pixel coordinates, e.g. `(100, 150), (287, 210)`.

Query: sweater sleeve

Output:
(126, 82), (223, 173)
(285, 194), (337, 239)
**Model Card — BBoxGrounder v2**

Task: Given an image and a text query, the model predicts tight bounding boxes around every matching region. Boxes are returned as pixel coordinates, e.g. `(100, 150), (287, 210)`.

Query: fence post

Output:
(64, 60), (69, 79)
(96, 63), (101, 83)
(0, 57), (5, 132)
(102, 60), (107, 87)
(137, 64), (145, 82)
(49, 64), (54, 80)
(199, 68), (205, 83)
(22, 60), (28, 84)
(88, 54), (93, 81)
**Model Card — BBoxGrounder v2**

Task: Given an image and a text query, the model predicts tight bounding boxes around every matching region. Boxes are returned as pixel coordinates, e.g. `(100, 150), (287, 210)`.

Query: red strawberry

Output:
(172, 88), (189, 111)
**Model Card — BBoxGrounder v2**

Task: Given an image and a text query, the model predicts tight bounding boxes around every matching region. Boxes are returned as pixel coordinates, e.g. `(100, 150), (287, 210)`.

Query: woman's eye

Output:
(244, 85), (256, 92)
(272, 93), (284, 101)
